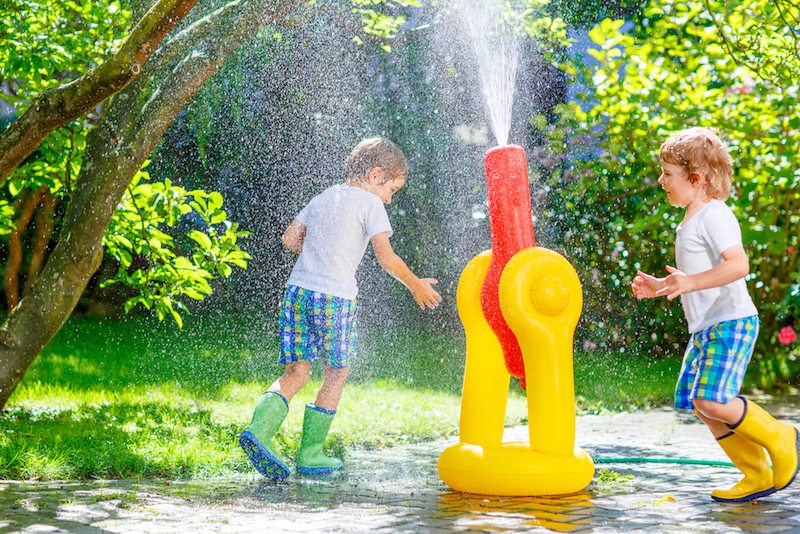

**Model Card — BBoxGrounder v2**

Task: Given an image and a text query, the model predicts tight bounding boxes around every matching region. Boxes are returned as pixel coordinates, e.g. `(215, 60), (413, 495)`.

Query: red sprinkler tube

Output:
(480, 145), (536, 388)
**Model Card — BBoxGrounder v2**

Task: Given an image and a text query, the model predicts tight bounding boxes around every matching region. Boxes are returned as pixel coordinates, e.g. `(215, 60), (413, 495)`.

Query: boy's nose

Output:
(657, 175), (665, 185)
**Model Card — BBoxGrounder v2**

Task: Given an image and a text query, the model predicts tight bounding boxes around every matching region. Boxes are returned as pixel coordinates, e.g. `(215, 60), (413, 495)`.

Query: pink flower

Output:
(778, 326), (797, 345)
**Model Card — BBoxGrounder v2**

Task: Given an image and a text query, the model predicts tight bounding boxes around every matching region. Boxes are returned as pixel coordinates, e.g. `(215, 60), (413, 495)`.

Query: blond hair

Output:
(344, 137), (408, 183)
(659, 127), (733, 199)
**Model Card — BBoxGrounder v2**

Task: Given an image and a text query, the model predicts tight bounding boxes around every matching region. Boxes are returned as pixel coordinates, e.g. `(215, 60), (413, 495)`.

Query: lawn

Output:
(1, 314), (680, 480)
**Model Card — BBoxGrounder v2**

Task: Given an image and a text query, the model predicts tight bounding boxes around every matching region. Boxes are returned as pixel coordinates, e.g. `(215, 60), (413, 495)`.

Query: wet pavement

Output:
(2, 405), (800, 533)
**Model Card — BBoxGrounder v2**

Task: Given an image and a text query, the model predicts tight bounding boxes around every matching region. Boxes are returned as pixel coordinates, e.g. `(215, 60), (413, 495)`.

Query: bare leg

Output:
(314, 365), (350, 411)
(694, 406), (732, 438)
(269, 361), (312, 402)
(694, 397), (746, 428)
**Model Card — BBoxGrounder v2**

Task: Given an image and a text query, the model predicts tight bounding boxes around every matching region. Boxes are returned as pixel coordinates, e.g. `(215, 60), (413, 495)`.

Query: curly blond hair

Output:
(659, 127), (733, 200)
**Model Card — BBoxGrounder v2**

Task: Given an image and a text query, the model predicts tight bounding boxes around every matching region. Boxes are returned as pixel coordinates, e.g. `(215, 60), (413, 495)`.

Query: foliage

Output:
(0, 0), (130, 234)
(0, 0), (257, 323)
(350, 0), (421, 51)
(782, 282), (800, 323)
(102, 165), (251, 327)
(703, 0), (800, 86)
(541, 0), (800, 382)
(0, 1), (128, 92)
(535, 0), (647, 27)
(516, 0), (572, 61)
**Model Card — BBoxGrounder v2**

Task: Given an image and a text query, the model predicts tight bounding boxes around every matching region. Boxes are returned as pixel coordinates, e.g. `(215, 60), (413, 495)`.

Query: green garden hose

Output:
(594, 457), (735, 467)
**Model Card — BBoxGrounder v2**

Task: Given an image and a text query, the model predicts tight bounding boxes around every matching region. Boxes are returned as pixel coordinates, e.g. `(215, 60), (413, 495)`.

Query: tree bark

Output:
(0, 0), (307, 409)
(0, 0), (200, 184)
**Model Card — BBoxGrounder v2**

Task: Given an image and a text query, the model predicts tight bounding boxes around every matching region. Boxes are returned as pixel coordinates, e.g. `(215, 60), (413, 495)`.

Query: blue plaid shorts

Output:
(674, 315), (759, 410)
(279, 285), (358, 369)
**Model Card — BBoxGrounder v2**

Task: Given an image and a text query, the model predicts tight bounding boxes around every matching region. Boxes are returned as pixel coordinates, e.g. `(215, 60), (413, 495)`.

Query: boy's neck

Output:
(683, 195), (711, 221)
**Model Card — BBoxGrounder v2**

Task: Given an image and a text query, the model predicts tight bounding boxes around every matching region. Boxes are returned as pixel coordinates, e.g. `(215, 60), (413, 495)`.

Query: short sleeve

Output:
(701, 203), (743, 258)
(295, 196), (316, 225)
(364, 197), (393, 239)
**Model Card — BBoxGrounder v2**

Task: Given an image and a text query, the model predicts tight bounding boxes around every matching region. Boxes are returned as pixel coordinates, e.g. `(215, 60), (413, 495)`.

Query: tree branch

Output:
(0, 0), (200, 184)
(23, 189), (55, 295)
(5, 189), (45, 309)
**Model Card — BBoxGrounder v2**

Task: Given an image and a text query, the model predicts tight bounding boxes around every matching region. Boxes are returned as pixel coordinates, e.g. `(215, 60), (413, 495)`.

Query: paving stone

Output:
(3, 406), (800, 532)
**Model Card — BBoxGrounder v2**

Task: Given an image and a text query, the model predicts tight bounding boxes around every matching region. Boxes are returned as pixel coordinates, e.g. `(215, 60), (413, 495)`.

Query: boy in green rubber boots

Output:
(631, 127), (799, 503)
(239, 137), (442, 480)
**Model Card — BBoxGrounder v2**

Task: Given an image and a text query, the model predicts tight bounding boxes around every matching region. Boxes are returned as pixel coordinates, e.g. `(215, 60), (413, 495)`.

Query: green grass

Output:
(1, 315), (679, 480)
(574, 349), (679, 413)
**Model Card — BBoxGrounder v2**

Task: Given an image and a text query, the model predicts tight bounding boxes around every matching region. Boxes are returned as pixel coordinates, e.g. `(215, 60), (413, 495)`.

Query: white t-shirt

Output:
(675, 199), (757, 333)
(286, 184), (392, 300)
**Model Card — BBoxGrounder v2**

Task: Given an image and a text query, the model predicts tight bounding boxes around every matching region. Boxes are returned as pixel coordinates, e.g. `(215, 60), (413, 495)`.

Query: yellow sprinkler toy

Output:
(438, 145), (594, 496)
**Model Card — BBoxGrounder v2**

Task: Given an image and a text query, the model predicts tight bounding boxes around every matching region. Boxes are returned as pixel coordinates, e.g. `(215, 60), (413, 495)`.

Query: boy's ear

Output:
(366, 167), (384, 183)
(689, 171), (702, 185)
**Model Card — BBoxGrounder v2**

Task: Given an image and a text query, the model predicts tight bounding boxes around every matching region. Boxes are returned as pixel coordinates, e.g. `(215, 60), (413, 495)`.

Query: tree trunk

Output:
(0, 0), (307, 409)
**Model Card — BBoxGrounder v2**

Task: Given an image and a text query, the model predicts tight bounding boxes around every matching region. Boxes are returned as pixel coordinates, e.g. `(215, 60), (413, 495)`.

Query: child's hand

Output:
(655, 265), (695, 300)
(630, 270), (665, 299)
(411, 278), (442, 310)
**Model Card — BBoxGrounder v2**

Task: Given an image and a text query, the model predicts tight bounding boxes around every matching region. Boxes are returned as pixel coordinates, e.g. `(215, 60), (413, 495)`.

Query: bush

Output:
(539, 0), (800, 383)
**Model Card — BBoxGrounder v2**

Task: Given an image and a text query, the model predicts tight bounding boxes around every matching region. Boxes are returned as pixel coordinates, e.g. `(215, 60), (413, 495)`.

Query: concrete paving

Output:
(2, 405), (800, 533)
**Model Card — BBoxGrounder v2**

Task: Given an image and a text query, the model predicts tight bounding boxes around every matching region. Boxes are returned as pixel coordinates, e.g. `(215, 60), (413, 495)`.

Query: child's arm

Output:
(370, 231), (442, 310)
(281, 220), (306, 254)
(655, 245), (749, 300)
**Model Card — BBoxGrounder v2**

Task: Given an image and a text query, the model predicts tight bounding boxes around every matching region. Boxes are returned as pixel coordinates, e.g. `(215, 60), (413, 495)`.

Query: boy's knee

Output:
(693, 399), (724, 419)
(285, 361), (312, 382)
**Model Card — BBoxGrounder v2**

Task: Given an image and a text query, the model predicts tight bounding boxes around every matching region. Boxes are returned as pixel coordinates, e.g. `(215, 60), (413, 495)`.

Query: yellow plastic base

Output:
(438, 441), (595, 497)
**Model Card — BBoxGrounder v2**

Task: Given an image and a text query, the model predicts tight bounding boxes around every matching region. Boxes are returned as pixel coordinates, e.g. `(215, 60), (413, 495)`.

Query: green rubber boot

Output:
(296, 403), (343, 475)
(239, 391), (291, 480)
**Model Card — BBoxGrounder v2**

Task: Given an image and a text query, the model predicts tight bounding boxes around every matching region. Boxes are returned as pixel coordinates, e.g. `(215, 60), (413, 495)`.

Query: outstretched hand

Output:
(630, 270), (664, 299)
(412, 278), (442, 310)
(654, 265), (694, 300)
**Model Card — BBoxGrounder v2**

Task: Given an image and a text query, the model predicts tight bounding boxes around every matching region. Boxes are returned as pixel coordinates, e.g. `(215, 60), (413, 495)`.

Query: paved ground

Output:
(3, 403), (800, 533)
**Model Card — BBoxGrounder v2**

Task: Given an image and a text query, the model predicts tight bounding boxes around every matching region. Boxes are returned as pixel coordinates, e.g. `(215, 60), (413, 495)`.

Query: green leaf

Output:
(210, 210), (227, 225)
(217, 262), (232, 277)
(208, 192), (223, 210)
(188, 230), (212, 252)
(228, 258), (249, 269)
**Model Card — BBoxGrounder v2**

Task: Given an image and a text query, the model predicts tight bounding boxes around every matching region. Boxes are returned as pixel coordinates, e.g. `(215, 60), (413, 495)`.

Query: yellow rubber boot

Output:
(728, 397), (800, 491)
(711, 431), (775, 502)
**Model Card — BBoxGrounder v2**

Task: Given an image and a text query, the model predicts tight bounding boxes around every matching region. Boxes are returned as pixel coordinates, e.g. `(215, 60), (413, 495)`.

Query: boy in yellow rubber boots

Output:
(631, 127), (799, 502)
(239, 137), (442, 479)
